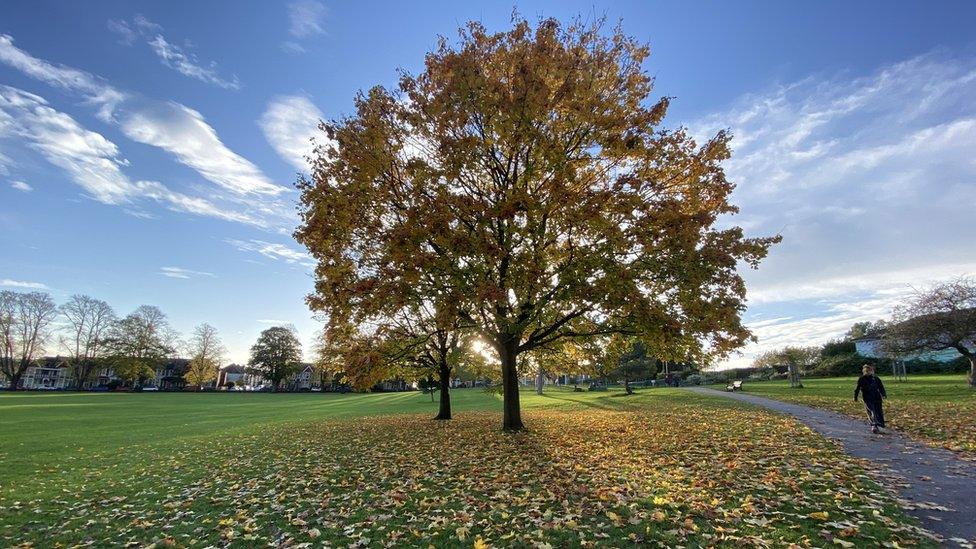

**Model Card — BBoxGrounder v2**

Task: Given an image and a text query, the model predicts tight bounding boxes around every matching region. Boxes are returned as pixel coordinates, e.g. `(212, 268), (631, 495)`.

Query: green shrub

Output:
(821, 339), (856, 358)
(808, 354), (891, 377)
(904, 356), (969, 374)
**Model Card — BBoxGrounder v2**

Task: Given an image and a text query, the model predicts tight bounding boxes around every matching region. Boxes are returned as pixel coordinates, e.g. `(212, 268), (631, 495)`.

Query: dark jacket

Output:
(854, 374), (887, 402)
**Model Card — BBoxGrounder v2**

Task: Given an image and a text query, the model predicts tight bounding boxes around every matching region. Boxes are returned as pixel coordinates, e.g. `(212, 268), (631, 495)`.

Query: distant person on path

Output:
(854, 364), (887, 434)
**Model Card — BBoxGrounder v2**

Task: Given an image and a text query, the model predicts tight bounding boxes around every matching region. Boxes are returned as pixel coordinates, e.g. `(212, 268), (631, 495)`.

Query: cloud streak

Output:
(9, 180), (32, 192)
(0, 85), (266, 226)
(0, 34), (292, 229)
(109, 16), (241, 90)
(689, 53), (976, 368)
(260, 94), (324, 171)
(147, 35), (241, 90)
(283, 0), (325, 53)
(159, 266), (217, 279)
(226, 238), (314, 267)
(0, 279), (48, 289)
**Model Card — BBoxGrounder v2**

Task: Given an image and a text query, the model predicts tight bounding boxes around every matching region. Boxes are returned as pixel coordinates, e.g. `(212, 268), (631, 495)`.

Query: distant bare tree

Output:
(186, 323), (225, 389)
(752, 346), (819, 389)
(60, 294), (116, 389)
(0, 291), (58, 390)
(884, 277), (976, 388)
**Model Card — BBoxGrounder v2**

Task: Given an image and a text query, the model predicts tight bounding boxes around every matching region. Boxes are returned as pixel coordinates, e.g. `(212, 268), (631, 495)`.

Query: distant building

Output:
(151, 359), (189, 390)
(21, 357), (72, 389)
(852, 335), (884, 358)
(216, 364), (248, 388)
(283, 363), (320, 391)
(15, 357), (190, 390)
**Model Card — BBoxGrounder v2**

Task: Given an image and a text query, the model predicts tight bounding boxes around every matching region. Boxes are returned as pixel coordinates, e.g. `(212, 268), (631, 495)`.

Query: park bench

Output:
(725, 380), (743, 392)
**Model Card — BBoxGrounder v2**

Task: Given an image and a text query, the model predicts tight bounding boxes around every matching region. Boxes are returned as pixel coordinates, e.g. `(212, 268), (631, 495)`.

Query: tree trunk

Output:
(435, 360), (452, 420)
(788, 364), (803, 389)
(624, 379), (632, 395)
(535, 368), (544, 395)
(7, 371), (23, 390)
(969, 356), (976, 389)
(500, 339), (524, 432)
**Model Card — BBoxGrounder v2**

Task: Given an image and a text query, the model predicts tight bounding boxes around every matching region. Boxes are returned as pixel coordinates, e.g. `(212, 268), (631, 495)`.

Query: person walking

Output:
(854, 364), (887, 433)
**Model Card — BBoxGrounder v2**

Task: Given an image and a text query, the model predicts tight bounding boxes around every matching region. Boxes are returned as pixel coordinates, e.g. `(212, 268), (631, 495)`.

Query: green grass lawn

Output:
(0, 388), (931, 547)
(737, 374), (976, 454)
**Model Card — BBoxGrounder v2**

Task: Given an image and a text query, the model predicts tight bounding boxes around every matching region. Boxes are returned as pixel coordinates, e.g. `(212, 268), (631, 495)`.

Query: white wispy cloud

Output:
(288, 0), (326, 38)
(147, 35), (241, 90)
(159, 266), (217, 279)
(283, 0), (325, 53)
(0, 151), (12, 175)
(1, 85), (140, 204)
(0, 34), (292, 228)
(0, 278), (48, 289)
(120, 100), (283, 196)
(226, 238), (314, 267)
(0, 85), (266, 226)
(9, 180), (32, 192)
(256, 318), (289, 324)
(0, 34), (126, 121)
(106, 19), (137, 45)
(259, 94), (323, 171)
(108, 16), (240, 90)
(689, 52), (976, 368)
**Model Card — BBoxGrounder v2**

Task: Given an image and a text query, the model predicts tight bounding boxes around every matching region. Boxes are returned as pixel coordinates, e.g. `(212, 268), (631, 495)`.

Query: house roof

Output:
(222, 364), (247, 374)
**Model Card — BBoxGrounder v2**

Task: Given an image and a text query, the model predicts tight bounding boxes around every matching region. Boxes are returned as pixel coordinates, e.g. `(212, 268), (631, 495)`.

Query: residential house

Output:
(20, 357), (72, 389)
(151, 359), (189, 390)
(283, 363), (320, 391)
(216, 364), (248, 389)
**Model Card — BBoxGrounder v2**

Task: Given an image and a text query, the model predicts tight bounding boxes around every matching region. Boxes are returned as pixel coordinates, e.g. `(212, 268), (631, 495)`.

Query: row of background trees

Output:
(0, 290), (307, 391)
(0, 288), (674, 395)
(749, 277), (976, 388)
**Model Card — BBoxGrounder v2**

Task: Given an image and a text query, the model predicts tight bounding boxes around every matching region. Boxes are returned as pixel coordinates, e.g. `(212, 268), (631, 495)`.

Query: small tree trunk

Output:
(8, 371), (23, 390)
(624, 379), (632, 395)
(969, 356), (976, 389)
(500, 339), (525, 432)
(535, 368), (544, 395)
(788, 364), (803, 389)
(435, 361), (452, 420)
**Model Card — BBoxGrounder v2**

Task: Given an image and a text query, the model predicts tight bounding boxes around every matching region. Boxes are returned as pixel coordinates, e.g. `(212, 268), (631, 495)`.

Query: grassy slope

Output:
(0, 388), (931, 547)
(0, 389), (584, 485)
(738, 374), (976, 455)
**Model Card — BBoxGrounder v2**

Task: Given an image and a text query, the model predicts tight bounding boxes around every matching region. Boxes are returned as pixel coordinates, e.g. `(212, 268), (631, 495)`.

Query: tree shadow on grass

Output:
(537, 391), (641, 413)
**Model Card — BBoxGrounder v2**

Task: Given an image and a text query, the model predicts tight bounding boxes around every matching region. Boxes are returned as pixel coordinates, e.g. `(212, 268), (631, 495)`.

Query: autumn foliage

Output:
(296, 16), (778, 430)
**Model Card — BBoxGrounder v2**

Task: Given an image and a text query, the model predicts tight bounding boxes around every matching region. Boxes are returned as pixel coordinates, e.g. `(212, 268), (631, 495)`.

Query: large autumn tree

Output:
(296, 16), (778, 431)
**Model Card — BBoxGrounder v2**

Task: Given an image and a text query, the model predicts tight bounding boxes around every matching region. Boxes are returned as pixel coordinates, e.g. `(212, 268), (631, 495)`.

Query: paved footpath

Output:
(686, 387), (976, 547)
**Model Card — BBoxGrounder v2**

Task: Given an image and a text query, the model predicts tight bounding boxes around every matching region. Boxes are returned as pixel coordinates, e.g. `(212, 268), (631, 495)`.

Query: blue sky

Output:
(2, 1), (975, 367)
